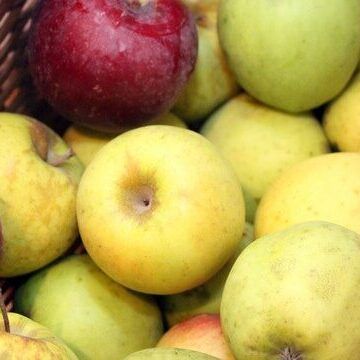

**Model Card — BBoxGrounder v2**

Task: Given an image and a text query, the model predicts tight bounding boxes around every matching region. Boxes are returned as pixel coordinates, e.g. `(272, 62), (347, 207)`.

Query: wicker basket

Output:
(0, 0), (81, 311)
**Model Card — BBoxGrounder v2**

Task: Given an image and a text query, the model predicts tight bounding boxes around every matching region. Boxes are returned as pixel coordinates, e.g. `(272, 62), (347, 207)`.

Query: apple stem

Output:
(0, 289), (10, 333)
(47, 147), (75, 167)
(280, 347), (302, 360)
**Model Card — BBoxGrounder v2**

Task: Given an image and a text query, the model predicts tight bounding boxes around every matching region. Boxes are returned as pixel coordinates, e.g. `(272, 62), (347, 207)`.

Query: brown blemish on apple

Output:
(30, 119), (74, 167)
(280, 347), (303, 360)
(120, 153), (158, 218)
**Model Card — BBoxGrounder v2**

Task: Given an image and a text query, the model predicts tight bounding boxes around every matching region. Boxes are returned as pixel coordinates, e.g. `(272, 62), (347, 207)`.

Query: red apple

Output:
(28, 0), (198, 133)
(157, 314), (235, 360)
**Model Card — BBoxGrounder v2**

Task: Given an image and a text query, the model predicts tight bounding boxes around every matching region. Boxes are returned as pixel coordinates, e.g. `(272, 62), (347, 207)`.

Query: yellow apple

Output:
(0, 112), (83, 277)
(255, 152), (360, 238)
(63, 113), (186, 166)
(77, 125), (245, 295)
(323, 72), (360, 151)
(221, 221), (360, 359)
(124, 348), (220, 360)
(201, 94), (329, 201)
(0, 312), (78, 359)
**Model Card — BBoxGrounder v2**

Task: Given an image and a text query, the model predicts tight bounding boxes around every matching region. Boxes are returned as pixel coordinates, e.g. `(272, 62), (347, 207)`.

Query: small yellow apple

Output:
(63, 113), (186, 166)
(255, 152), (360, 238)
(0, 112), (83, 277)
(201, 94), (329, 201)
(323, 72), (360, 151)
(77, 125), (245, 295)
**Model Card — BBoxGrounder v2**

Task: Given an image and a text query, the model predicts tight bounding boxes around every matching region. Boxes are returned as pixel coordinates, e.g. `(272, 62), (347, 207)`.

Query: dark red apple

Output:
(28, 0), (198, 133)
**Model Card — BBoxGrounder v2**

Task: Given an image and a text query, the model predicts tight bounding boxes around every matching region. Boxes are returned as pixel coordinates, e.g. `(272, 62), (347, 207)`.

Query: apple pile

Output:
(0, 0), (359, 359)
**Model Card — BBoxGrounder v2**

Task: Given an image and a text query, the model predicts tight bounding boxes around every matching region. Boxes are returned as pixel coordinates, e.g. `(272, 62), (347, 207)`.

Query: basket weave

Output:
(0, 0), (77, 310)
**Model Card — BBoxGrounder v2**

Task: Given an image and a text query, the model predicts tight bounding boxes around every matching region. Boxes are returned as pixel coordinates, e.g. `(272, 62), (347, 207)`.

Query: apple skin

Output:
(221, 222), (360, 359)
(63, 113), (187, 167)
(173, 1), (238, 123)
(28, 0), (198, 133)
(160, 223), (253, 326)
(323, 72), (360, 151)
(255, 153), (360, 239)
(124, 348), (220, 360)
(218, 0), (360, 112)
(157, 314), (234, 360)
(201, 94), (330, 201)
(14, 255), (163, 360)
(77, 125), (245, 295)
(0, 112), (83, 277)
(0, 313), (78, 359)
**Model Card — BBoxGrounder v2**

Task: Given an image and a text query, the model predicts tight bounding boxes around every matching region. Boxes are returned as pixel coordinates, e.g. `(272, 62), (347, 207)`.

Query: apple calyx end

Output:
(280, 347), (303, 360)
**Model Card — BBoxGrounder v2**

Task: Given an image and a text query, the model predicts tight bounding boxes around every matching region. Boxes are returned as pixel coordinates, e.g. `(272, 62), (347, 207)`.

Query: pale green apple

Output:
(323, 72), (360, 151)
(63, 113), (186, 167)
(14, 255), (163, 360)
(124, 348), (220, 360)
(218, 0), (360, 112)
(255, 153), (360, 238)
(0, 312), (78, 359)
(0, 112), (83, 277)
(160, 223), (253, 326)
(221, 221), (360, 359)
(173, 2), (238, 123)
(201, 94), (329, 201)
(77, 125), (245, 295)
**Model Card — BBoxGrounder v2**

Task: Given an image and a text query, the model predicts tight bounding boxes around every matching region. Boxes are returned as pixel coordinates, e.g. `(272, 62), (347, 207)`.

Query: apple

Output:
(77, 125), (245, 295)
(0, 312), (78, 359)
(201, 94), (330, 201)
(173, 1), (238, 123)
(323, 72), (360, 151)
(160, 223), (253, 326)
(28, 0), (198, 133)
(14, 254), (163, 360)
(63, 113), (187, 167)
(0, 112), (83, 277)
(218, 0), (360, 112)
(221, 221), (360, 359)
(124, 348), (220, 360)
(255, 153), (360, 238)
(157, 314), (234, 360)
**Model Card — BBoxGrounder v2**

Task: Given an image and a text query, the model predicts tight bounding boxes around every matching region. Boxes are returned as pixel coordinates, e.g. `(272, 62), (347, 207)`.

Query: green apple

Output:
(157, 314), (234, 360)
(124, 348), (220, 360)
(255, 152), (360, 238)
(14, 254), (163, 360)
(0, 312), (78, 359)
(201, 94), (329, 201)
(218, 0), (360, 112)
(160, 223), (253, 326)
(63, 113), (187, 167)
(323, 72), (360, 151)
(77, 125), (245, 295)
(173, 1), (238, 123)
(221, 221), (360, 359)
(0, 112), (83, 277)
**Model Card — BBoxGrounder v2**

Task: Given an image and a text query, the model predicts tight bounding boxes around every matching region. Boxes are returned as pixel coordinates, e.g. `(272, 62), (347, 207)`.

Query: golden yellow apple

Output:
(255, 152), (360, 238)
(77, 125), (245, 295)
(0, 112), (83, 277)
(323, 72), (360, 151)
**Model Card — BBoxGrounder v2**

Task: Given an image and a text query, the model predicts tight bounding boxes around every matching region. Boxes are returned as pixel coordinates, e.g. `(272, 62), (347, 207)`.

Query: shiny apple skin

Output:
(28, 0), (198, 133)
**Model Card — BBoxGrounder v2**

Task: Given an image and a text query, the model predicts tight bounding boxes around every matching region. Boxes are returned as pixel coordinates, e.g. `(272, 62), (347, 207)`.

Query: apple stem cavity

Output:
(280, 347), (303, 360)
(47, 147), (75, 167)
(0, 289), (10, 333)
